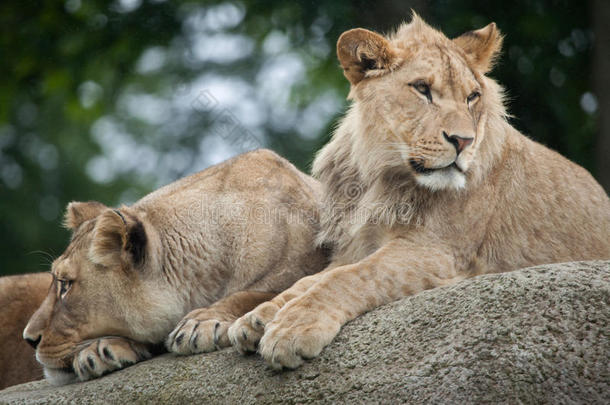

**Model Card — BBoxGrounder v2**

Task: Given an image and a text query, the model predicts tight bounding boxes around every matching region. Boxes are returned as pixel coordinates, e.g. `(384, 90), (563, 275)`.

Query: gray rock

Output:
(1, 261), (609, 404)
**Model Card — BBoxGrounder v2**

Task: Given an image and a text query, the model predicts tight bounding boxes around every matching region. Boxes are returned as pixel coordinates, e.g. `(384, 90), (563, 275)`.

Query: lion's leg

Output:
(167, 291), (276, 355)
(256, 238), (458, 369)
(228, 271), (331, 354)
(72, 337), (152, 381)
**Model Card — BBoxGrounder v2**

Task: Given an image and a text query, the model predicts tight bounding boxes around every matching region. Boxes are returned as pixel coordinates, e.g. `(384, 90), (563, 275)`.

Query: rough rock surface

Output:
(1, 261), (608, 404)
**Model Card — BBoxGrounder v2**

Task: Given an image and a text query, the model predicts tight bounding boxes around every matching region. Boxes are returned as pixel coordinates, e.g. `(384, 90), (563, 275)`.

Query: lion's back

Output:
(136, 149), (320, 212)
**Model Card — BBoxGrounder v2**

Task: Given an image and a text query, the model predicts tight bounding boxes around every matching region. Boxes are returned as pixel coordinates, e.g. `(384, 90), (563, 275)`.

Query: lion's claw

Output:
(167, 309), (231, 355)
(257, 297), (341, 370)
(228, 301), (280, 354)
(73, 337), (151, 381)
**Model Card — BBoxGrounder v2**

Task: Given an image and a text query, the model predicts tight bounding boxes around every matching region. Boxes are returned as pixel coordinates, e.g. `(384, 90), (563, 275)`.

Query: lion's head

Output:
(334, 14), (505, 191)
(23, 202), (181, 385)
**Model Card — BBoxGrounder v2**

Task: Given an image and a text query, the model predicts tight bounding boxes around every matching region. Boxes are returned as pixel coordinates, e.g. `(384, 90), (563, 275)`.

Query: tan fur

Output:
(229, 14), (610, 369)
(0, 272), (51, 389)
(23, 149), (329, 384)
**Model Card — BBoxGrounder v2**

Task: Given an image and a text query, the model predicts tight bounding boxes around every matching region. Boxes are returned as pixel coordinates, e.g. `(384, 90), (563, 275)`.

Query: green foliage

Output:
(0, 0), (598, 275)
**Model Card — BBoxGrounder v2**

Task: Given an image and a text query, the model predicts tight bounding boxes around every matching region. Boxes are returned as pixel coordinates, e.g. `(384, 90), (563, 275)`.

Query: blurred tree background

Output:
(1, 0), (607, 275)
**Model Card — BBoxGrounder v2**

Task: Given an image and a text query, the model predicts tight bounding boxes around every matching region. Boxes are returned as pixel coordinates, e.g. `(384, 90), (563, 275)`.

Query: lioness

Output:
(0, 272), (51, 389)
(23, 149), (328, 385)
(228, 15), (610, 369)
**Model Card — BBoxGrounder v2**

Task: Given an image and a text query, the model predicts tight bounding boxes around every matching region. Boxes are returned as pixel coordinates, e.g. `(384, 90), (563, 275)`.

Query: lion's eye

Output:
(467, 91), (480, 104)
(58, 279), (72, 298)
(410, 80), (432, 102)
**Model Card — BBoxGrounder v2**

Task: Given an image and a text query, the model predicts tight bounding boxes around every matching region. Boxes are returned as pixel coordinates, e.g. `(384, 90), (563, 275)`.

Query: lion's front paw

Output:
(73, 337), (151, 381)
(258, 297), (341, 370)
(167, 308), (231, 355)
(228, 301), (280, 354)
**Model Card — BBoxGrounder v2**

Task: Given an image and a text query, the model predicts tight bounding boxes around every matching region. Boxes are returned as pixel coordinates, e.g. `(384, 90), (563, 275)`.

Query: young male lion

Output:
(23, 149), (328, 385)
(228, 15), (610, 369)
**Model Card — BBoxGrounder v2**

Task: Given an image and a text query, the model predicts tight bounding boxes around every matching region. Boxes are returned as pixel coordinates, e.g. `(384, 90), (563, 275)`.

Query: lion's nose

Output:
(23, 330), (42, 349)
(443, 131), (474, 154)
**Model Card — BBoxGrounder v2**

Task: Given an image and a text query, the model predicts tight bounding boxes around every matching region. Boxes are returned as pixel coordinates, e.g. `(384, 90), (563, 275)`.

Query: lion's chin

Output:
(36, 348), (79, 385)
(43, 366), (77, 386)
(415, 167), (466, 191)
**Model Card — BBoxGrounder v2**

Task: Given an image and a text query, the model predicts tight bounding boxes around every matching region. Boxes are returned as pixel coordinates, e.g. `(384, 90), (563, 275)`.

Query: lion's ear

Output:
(63, 201), (107, 230)
(337, 28), (399, 85)
(453, 22), (503, 74)
(89, 209), (147, 268)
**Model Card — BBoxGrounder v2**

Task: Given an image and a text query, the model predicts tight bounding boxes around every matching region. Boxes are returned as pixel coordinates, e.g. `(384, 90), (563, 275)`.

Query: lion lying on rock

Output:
(23, 149), (328, 385)
(228, 14), (610, 369)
